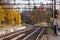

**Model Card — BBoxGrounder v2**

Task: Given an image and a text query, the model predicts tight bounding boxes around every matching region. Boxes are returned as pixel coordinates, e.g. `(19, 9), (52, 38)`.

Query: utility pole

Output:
(51, 0), (56, 23)
(52, 0), (58, 36)
(52, 0), (56, 18)
(42, 3), (44, 21)
(33, 0), (35, 8)
(28, 0), (30, 11)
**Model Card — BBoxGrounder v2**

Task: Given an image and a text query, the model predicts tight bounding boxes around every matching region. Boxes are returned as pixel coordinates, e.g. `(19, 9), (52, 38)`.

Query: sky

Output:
(9, 0), (60, 12)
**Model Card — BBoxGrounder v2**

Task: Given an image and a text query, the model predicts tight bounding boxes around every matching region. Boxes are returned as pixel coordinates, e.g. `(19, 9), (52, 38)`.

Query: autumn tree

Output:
(0, 5), (6, 24)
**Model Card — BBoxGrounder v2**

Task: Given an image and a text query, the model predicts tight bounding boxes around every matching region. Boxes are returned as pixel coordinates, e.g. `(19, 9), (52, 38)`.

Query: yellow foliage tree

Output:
(12, 9), (22, 25)
(0, 5), (22, 27)
(7, 9), (22, 25)
(0, 5), (6, 23)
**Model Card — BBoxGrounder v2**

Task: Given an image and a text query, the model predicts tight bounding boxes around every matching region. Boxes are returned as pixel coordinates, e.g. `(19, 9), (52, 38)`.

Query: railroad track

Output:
(0, 27), (45, 40)
(22, 27), (45, 40)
